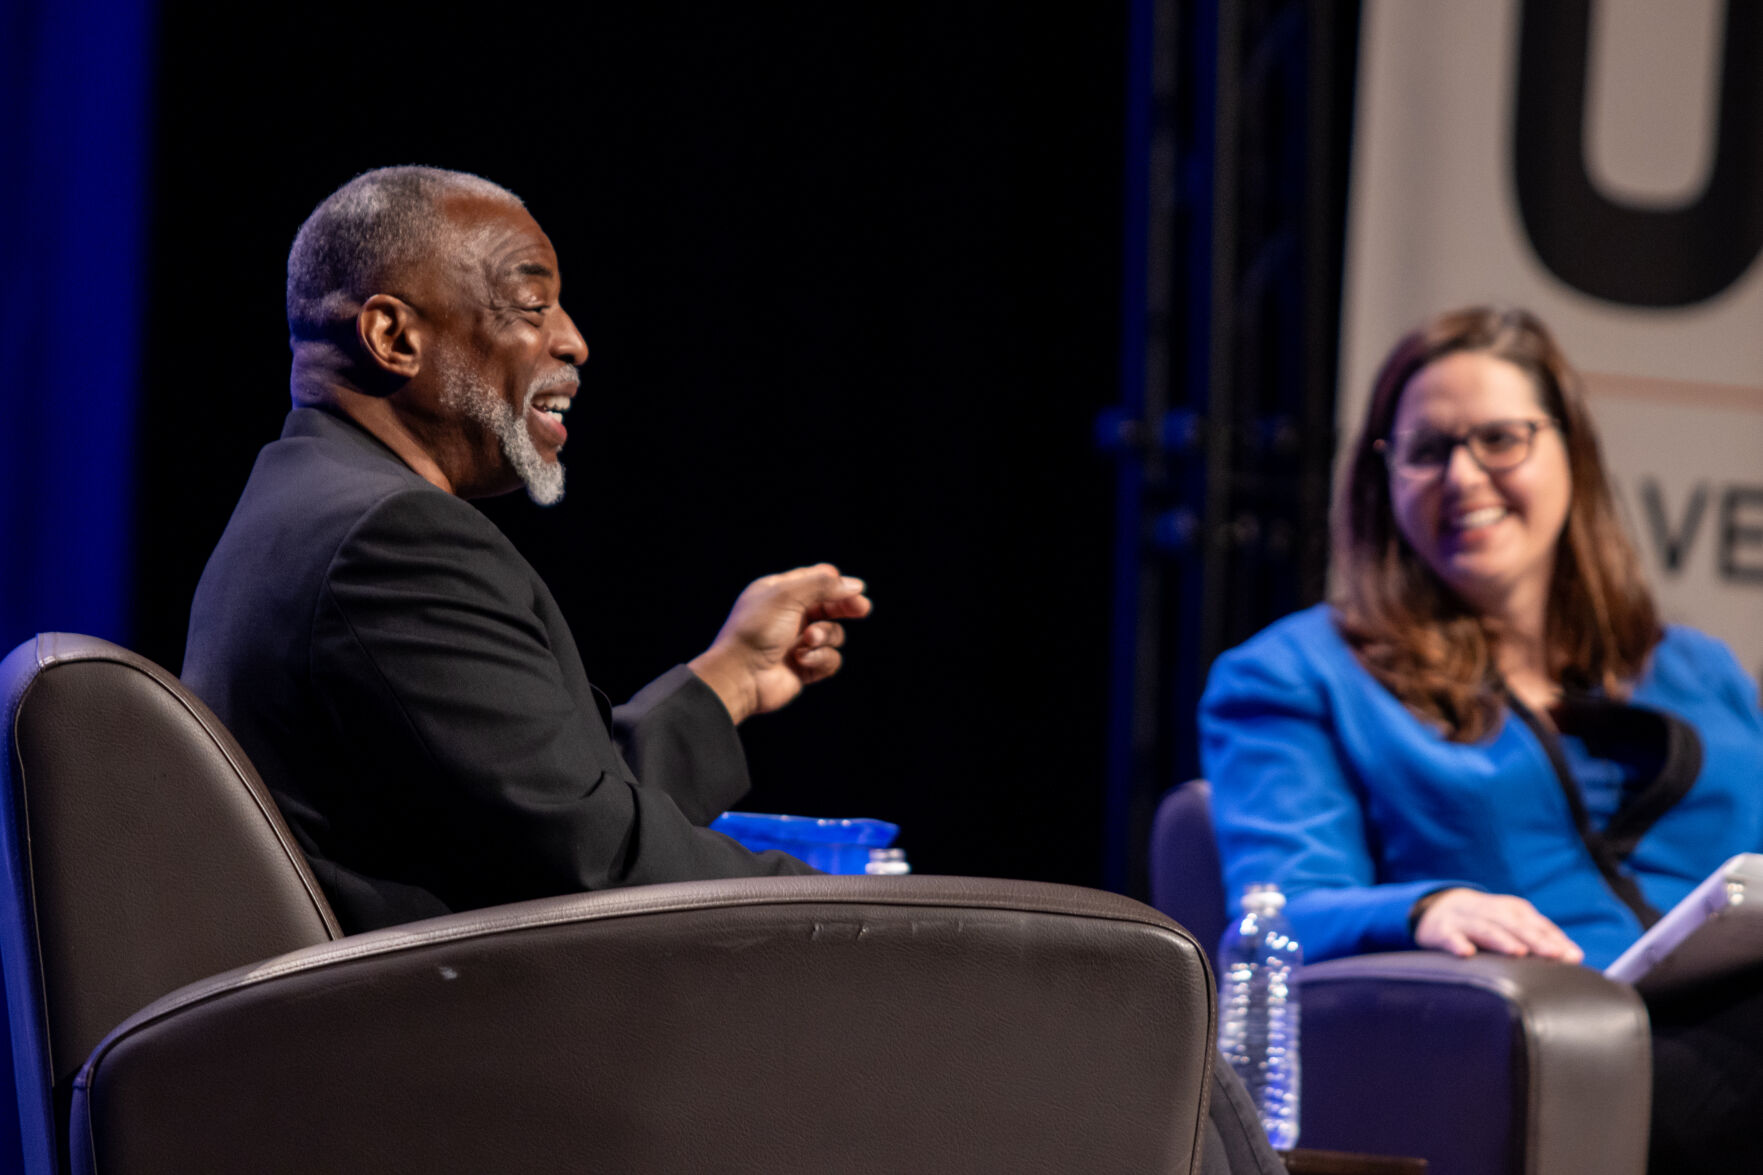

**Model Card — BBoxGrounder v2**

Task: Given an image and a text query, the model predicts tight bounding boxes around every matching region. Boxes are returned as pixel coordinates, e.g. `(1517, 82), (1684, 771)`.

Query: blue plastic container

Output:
(710, 811), (900, 875)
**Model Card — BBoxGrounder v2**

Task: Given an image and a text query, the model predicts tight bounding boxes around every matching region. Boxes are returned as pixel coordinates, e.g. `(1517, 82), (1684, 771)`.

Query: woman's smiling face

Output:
(1387, 350), (1572, 621)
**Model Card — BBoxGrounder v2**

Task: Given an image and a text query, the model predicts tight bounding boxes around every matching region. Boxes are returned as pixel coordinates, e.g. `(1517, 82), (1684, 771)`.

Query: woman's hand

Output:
(1412, 888), (1584, 963)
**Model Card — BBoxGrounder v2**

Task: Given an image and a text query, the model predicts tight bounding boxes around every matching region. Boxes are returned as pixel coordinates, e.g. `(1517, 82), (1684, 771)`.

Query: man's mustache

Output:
(530, 365), (581, 396)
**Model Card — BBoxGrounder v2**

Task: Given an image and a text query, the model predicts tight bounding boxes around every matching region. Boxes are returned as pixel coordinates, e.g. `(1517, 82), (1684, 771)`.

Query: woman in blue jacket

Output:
(1201, 306), (1763, 1172)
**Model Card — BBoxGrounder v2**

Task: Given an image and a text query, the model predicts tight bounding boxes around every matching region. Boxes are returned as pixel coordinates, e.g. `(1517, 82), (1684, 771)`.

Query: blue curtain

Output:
(0, 0), (154, 654)
(1, 0), (154, 1165)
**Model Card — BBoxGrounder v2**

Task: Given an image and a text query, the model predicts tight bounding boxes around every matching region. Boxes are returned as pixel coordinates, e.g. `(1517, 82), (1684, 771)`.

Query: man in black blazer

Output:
(184, 165), (1285, 1175)
(183, 166), (871, 933)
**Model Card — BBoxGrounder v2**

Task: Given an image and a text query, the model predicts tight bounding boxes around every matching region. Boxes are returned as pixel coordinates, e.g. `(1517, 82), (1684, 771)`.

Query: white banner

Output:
(1341, 0), (1763, 679)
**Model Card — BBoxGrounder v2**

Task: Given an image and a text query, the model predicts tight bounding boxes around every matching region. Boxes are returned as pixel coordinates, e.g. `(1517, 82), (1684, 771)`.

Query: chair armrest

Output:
(1296, 951), (1651, 1175)
(71, 876), (1217, 1175)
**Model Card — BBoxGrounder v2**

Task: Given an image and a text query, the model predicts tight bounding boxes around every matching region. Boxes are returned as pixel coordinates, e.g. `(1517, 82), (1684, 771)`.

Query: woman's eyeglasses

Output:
(1376, 418), (1557, 479)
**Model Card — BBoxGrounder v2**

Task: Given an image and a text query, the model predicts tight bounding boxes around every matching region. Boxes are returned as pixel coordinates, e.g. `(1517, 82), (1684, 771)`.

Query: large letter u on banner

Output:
(1514, 0), (1763, 307)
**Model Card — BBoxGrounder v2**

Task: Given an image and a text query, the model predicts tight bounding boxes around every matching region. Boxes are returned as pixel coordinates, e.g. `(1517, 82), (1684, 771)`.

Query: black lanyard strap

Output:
(1551, 694), (1704, 861)
(1505, 691), (1681, 929)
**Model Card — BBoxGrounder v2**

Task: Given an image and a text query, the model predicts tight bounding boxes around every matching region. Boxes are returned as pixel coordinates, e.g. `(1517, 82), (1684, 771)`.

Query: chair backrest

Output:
(1148, 780), (1228, 962)
(6, 634), (1225, 1174)
(0, 633), (339, 1174)
(72, 876), (1221, 1175)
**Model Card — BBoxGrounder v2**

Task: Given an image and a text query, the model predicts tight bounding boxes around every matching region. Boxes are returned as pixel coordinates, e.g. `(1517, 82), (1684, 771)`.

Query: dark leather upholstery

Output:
(1, 634), (339, 1174)
(1150, 780), (1227, 965)
(4, 635), (1221, 1174)
(1150, 780), (1652, 1175)
(73, 877), (1216, 1174)
(1302, 952), (1651, 1175)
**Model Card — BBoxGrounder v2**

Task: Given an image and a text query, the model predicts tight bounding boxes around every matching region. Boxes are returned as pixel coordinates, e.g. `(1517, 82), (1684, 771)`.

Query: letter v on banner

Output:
(1340, 0), (1763, 683)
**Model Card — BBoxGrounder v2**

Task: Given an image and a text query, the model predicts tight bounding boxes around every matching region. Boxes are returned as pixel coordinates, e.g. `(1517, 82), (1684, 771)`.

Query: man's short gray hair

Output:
(286, 166), (522, 342)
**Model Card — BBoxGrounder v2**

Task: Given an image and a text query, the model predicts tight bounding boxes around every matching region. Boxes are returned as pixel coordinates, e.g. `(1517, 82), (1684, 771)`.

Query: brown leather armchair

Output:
(1, 633), (1220, 1175)
(1151, 780), (1652, 1175)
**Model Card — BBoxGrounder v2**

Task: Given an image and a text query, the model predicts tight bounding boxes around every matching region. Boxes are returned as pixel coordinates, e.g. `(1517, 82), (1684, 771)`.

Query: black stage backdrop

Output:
(132, 4), (1126, 886)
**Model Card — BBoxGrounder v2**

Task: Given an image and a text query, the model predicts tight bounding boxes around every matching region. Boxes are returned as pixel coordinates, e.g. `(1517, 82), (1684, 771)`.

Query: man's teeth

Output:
(532, 393), (571, 419)
(1455, 506), (1507, 529)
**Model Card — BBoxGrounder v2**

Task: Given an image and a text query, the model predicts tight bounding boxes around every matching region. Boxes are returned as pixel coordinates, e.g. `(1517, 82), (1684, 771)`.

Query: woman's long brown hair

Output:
(1333, 307), (1661, 741)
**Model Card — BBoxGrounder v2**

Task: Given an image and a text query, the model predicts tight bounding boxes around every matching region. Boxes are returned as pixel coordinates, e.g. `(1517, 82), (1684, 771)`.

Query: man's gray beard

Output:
(438, 361), (566, 506)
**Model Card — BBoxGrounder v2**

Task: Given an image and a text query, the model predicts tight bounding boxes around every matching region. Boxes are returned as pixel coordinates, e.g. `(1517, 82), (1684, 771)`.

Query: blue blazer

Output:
(1200, 605), (1763, 969)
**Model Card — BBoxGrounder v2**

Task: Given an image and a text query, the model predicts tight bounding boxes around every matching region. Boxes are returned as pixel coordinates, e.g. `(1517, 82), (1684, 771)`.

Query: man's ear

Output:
(356, 294), (425, 379)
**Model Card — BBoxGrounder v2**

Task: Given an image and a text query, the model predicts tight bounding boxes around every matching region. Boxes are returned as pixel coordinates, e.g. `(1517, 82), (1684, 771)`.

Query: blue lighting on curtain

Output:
(0, 0), (155, 656)
(1, 1), (152, 1165)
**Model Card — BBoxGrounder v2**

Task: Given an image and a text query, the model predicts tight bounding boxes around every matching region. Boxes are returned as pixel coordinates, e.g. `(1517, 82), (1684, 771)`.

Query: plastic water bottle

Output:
(865, 848), (910, 875)
(1217, 883), (1302, 1149)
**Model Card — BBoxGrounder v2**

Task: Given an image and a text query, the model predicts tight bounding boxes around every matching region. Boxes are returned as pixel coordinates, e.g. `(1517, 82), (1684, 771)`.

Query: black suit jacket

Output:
(184, 407), (811, 932)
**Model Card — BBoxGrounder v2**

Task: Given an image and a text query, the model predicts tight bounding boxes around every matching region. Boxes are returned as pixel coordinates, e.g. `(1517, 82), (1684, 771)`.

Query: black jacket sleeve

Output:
(308, 489), (813, 915)
(613, 665), (750, 827)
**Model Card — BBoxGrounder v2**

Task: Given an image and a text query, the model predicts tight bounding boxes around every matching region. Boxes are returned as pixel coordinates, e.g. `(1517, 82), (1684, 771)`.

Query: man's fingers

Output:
(771, 564), (857, 594)
(805, 585), (871, 621)
(791, 645), (842, 681)
(798, 621), (845, 650)
(759, 566), (872, 620)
